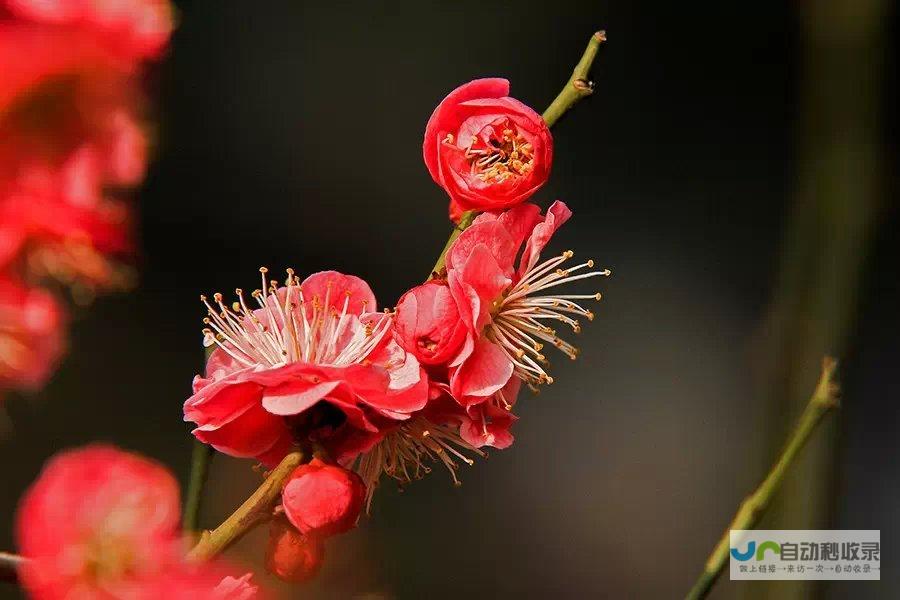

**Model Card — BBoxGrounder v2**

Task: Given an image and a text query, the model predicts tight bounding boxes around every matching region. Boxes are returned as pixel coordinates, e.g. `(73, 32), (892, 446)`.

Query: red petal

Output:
(195, 402), (290, 459)
(299, 271), (377, 315)
(518, 200), (572, 277)
(446, 220), (517, 274)
(423, 78), (510, 184)
(450, 338), (513, 400)
(261, 380), (342, 416)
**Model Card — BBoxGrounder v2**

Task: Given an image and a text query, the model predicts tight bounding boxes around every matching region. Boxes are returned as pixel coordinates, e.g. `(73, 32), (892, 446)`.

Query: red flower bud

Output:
(265, 517), (324, 583)
(423, 79), (553, 219)
(281, 458), (366, 537)
(394, 281), (467, 365)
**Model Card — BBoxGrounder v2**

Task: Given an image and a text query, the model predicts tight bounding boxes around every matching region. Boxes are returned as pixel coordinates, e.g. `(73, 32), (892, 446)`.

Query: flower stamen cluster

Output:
(458, 122), (535, 183)
(355, 416), (484, 508)
(201, 267), (391, 370)
(488, 250), (610, 387)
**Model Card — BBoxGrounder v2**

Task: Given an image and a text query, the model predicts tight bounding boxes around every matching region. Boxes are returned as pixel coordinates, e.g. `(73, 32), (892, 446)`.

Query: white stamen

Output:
(354, 417), (485, 511)
(487, 251), (609, 386)
(200, 269), (391, 370)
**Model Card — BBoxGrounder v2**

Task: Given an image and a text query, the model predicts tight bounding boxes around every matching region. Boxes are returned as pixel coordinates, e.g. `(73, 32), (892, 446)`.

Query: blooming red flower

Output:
(0, 275), (65, 393)
(396, 201), (608, 410)
(265, 516), (324, 583)
(423, 78), (553, 220)
(184, 270), (429, 467)
(16, 445), (260, 599)
(445, 201), (608, 398)
(281, 458), (365, 537)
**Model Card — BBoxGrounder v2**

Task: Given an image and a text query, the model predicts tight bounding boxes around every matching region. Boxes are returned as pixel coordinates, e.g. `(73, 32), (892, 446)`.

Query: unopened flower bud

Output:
(281, 458), (366, 537)
(265, 516), (324, 583)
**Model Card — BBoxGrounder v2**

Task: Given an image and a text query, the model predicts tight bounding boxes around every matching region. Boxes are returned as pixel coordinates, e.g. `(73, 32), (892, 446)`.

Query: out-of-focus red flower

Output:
(0, 0), (170, 293)
(423, 78), (553, 220)
(184, 270), (429, 467)
(281, 458), (365, 537)
(265, 516), (324, 583)
(0, 150), (133, 292)
(15, 445), (181, 598)
(1, 0), (172, 64)
(0, 275), (65, 392)
(16, 445), (260, 599)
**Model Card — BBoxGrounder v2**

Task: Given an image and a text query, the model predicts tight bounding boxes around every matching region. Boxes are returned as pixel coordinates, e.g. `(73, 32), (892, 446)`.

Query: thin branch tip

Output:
(542, 30), (607, 127)
(684, 355), (841, 600)
(815, 356), (841, 407)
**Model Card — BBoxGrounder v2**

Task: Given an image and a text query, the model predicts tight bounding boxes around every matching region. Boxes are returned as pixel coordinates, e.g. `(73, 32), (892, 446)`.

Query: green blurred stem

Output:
(429, 30), (606, 278)
(684, 358), (840, 600)
(183, 440), (214, 535)
(188, 451), (304, 562)
(542, 31), (606, 127)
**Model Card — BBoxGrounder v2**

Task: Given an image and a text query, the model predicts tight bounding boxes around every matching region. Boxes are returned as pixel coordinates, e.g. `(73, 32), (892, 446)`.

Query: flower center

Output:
(462, 120), (534, 183)
(82, 535), (137, 583)
(285, 401), (348, 443)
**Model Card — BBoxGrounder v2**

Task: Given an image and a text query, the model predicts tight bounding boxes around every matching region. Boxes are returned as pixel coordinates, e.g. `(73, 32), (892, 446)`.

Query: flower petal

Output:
(423, 78), (510, 183)
(299, 270), (377, 316)
(450, 338), (513, 400)
(261, 380), (342, 416)
(518, 200), (572, 277)
(194, 402), (290, 459)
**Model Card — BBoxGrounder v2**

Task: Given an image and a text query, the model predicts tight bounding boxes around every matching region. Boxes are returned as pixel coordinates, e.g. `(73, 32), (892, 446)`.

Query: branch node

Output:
(573, 79), (594, 93)
(542, 29), (606, 127)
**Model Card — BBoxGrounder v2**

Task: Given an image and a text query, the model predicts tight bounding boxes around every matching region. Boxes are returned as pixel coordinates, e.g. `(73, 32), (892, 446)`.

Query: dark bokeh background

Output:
(1, 1), (896, 598)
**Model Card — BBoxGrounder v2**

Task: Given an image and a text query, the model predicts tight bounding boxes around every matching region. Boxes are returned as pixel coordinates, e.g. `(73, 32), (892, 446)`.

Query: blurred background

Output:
(1, 1), (897, 598)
